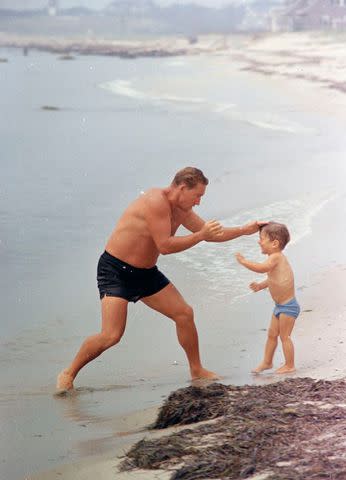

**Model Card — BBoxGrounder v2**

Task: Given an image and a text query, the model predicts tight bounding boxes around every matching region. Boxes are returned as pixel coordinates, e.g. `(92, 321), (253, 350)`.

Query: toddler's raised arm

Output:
(235, 252), (279, 274)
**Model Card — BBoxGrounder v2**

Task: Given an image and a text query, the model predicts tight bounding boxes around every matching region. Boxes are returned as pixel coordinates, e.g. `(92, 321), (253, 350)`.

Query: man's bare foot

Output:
(251, 363), (273, 374)
(275, 365), (296, 374)
(191, 367), (220, 380)
(56, 369), (74, 391)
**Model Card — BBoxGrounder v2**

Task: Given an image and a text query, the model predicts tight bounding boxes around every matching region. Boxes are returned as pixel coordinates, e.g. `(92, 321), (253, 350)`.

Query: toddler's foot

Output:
(56, 369), (74, 392)
(191, 367), (220, 380)
(251, 363), (273, 374)
(275, 365), (296, 374)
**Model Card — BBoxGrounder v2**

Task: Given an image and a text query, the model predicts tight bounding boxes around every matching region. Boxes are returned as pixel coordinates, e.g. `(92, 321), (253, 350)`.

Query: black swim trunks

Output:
(97, 250), (170, 302)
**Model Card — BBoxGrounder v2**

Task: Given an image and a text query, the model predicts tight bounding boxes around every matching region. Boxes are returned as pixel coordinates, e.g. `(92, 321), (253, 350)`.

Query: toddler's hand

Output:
(250, 282), (261, 292)
(235, 252), (245, 264)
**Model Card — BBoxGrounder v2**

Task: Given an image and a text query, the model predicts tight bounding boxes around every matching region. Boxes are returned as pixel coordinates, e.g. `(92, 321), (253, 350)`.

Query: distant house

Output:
(47, 0), (58, 16)
(271, 0), (346, 31)
(238, 0), (283, 32)
(105, 0), (155, 17)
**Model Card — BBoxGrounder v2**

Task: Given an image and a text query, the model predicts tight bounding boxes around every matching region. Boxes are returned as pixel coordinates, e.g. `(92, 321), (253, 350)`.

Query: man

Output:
(57, 167), (259, 391)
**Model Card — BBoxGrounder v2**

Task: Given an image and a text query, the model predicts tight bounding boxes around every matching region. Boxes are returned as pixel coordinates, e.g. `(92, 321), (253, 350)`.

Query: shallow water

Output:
(1, 48), (346, 479)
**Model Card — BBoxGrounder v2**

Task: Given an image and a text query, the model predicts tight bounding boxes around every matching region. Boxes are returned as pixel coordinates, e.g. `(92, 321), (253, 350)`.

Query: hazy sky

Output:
(0, 0), (246, 10)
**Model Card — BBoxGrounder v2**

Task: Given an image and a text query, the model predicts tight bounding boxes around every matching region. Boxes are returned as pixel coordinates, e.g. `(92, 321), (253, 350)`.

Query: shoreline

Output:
(8, 30), (346, 479)
(0, 33), (228, 58)
(1, 31), (346, 99)
(28, 263), (346, 480)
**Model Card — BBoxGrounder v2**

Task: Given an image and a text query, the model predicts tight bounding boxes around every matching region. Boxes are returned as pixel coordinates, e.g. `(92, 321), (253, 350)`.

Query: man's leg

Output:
(56, 296), (128, 391)
(141, 283), (218, 380)
(276, 313), (296, 374)
(252, 314), (279, 373)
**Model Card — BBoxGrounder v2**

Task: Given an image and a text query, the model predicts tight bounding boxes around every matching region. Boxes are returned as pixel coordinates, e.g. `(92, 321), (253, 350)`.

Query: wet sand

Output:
(28, 263), (346, 480)
(16, 30), (346, 479)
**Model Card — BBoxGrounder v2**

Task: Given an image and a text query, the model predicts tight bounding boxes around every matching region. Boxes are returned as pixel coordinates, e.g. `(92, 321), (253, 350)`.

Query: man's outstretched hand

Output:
(242, 221), (268, 235)
(201, 220), (224, 241)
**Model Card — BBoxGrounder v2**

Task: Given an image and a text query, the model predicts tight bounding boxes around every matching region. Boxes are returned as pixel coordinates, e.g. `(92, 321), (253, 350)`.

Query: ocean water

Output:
(1, 48), (346, 479)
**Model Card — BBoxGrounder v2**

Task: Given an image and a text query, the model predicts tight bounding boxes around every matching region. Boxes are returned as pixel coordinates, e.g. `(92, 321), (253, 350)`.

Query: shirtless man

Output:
(57, 167), (260, 391)
(235, 222), (300, 374)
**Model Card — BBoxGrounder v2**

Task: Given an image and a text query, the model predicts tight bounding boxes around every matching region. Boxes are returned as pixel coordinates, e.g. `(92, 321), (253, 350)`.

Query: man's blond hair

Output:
(172, 167), (208, 189)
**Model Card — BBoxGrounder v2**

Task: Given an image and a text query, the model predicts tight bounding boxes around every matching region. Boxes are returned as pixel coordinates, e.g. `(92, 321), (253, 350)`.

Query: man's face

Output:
(178, 183), (206, 210)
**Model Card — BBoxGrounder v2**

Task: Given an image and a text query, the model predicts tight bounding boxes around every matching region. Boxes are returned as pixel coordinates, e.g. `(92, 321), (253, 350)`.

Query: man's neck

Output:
(163, 186), (180, 209)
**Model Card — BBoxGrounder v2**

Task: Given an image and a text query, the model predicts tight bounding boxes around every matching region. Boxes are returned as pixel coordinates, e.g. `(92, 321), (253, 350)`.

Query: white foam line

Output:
(100, 80), (312, 134)
(100, 80), (207, 105)
(175, 190), (339, 305)
(248, 119), (297, 133)
(214, 103), (237, 113)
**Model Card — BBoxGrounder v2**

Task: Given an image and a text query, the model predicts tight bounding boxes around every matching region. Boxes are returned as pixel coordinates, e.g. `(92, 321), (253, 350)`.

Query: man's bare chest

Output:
(170, 209), (187, 235)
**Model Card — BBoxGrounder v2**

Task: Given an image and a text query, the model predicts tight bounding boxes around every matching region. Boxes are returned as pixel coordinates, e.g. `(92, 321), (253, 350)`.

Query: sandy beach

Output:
(28, 263), (346, 480)
(1, 30), (346, 98)
(6, 30), (346, 479)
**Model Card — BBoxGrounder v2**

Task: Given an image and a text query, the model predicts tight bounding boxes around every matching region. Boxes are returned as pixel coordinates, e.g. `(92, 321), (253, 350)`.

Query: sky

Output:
(0, 0), (251, 10)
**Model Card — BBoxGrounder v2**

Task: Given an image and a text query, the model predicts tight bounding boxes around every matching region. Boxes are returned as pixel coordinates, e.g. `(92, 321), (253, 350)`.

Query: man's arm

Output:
(217, 221), (260, 242)
(182, 212), (260, 242)
(146, 197), (222, 255)
(235, 253), (280, 274)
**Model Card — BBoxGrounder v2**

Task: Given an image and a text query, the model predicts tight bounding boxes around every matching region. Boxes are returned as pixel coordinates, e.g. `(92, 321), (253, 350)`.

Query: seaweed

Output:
(151, 383), (230, 429)
(120, 377), (346, 479)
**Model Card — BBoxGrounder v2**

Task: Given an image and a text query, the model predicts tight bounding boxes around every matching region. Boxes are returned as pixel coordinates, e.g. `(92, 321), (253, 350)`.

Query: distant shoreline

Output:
(1, 31), (346, 99)
(0, 32), (228, 58)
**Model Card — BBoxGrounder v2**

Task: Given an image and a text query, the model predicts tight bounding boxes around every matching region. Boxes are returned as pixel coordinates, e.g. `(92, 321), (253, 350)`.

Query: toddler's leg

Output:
(276, 313), (296, 374)
(252, 314), (279, 373)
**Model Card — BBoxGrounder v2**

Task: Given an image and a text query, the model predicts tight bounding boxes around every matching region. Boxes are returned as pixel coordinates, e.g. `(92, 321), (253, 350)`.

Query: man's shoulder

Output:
(145, 187), (165, 197)
(142, 188), (169, 212)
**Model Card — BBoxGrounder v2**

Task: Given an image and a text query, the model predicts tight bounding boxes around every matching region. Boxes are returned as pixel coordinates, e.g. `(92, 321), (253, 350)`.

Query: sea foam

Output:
(176, 190), (337, 303)
(100, 79), (313, 134)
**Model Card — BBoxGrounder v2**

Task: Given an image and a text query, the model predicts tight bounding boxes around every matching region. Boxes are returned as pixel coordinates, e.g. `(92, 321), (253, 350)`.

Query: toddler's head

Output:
(259, 222), (290, 251)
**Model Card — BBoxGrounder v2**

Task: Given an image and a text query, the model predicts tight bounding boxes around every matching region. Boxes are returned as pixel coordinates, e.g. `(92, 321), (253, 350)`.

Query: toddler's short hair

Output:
(260, 222), (290, 250)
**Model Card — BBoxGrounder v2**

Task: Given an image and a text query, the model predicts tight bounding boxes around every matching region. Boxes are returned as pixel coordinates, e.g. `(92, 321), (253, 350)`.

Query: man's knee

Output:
(174, 304), (194, 324)
(102, 331), (123, 348)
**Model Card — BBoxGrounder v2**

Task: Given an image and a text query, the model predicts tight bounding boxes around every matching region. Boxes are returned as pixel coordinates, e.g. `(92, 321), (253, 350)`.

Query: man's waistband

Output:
(102, 250), (156, 273)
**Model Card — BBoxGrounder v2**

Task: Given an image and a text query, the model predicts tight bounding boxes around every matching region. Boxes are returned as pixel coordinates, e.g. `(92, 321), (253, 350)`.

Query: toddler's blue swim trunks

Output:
(273, 297), (300, 319)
